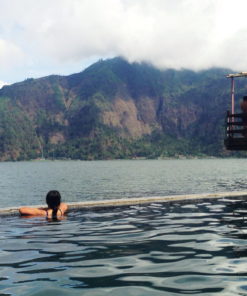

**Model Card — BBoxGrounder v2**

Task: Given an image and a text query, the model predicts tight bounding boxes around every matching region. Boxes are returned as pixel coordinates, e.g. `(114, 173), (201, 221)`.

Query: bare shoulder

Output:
(19, 207), (47, 216)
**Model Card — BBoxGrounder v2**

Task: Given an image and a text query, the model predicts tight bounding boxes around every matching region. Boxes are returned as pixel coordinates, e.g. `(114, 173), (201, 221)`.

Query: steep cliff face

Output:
(0, 57), (238, 160)
(101, 97), (158, 138)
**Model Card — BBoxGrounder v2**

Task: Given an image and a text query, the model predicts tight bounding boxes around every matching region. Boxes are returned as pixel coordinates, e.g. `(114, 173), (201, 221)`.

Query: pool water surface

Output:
(1, 197), (247, 295)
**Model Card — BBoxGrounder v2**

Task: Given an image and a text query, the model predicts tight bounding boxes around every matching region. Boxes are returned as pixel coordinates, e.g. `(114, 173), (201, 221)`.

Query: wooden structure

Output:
(224, 72), (247, 150)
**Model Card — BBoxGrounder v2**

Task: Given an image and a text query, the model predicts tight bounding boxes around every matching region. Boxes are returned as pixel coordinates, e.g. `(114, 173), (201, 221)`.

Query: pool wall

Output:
(1, 190), (247, 216)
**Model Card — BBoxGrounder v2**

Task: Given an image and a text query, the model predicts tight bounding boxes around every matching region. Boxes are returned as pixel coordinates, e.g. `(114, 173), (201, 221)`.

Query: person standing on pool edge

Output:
(19, 190), (68, 218)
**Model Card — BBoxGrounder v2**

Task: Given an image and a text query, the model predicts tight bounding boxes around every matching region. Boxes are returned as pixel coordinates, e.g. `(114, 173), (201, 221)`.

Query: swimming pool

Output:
(1, 196), (247, 295)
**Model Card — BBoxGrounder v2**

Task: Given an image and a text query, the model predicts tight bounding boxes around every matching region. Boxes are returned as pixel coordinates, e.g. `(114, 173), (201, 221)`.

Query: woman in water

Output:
(19, 190), (68, 218)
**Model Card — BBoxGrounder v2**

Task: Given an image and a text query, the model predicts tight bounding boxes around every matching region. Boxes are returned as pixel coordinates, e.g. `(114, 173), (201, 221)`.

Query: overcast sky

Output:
(1, 0), (247, 87)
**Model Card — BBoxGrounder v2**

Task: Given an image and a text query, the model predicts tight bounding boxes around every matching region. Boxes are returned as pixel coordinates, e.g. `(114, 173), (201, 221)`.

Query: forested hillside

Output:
(0, 57), (245, 160)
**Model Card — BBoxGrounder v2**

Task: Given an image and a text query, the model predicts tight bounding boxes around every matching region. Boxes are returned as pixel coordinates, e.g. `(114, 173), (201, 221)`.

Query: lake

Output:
(0, 158), (247, 208)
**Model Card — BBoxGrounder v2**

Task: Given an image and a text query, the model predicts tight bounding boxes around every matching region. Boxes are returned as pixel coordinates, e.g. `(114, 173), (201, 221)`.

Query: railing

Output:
(226, 111), (247, 137)
(225, 111), (247, 150)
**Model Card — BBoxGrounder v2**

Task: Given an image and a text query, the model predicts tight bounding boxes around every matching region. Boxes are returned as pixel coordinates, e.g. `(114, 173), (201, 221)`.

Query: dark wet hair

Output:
(46, 190), (61, 218)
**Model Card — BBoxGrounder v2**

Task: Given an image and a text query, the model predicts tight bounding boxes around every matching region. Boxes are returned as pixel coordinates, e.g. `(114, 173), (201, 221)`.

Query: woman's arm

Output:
(19, 207), (46, 216)
(59, 203), (68, 214)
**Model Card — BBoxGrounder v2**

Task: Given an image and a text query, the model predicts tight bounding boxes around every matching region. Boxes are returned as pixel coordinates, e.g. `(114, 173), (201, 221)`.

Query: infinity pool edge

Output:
(1, 190), (247, 216)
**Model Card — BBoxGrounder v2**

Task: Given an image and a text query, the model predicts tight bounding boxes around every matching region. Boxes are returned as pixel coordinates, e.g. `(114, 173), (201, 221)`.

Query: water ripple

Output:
(1, 198), (247, 295)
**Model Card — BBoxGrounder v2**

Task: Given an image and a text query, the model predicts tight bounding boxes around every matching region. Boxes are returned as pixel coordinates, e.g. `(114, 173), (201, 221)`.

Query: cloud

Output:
(2, 0), (247, 79)
(20, 0), (216, 70)
(0, 80), (8, 89)
(0, 39), (24, 68)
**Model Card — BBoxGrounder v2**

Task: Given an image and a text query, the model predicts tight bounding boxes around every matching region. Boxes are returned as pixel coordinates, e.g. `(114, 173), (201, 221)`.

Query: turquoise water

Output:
(1, 198), (247, 295)
(1, 158), (247, 207)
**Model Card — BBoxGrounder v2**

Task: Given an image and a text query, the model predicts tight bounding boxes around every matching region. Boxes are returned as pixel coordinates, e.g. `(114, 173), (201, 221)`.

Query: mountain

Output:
(0, 57), (243, 161)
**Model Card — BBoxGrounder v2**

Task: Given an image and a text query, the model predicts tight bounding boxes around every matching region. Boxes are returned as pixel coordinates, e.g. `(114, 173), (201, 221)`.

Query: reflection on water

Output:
(1, 197), (247, 295)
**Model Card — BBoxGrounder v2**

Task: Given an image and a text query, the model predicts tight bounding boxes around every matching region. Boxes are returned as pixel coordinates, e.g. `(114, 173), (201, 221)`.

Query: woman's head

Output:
(46, 190), (61, 210)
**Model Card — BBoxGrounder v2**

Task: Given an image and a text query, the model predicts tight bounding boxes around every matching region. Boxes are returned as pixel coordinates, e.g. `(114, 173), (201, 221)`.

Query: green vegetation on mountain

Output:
(0, 57), (244, 160)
